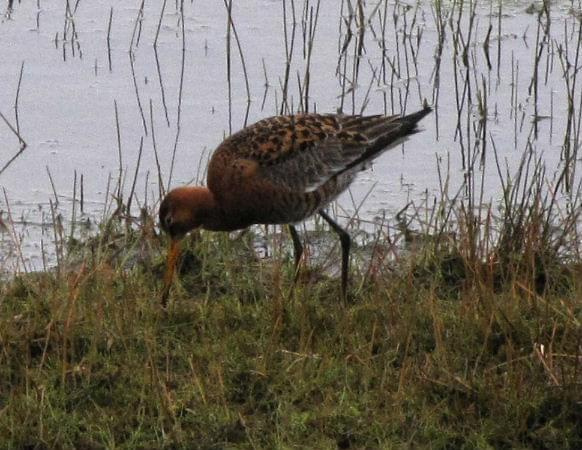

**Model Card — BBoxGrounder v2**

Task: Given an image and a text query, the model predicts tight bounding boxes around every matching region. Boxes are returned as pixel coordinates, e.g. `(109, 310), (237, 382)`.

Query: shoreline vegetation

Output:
(1, 0), (582, 447)
(2, 155), (582, 448)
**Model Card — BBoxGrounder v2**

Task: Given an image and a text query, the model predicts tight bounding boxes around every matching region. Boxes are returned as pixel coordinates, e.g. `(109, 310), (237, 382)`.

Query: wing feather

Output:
(208, 108), (431, 195)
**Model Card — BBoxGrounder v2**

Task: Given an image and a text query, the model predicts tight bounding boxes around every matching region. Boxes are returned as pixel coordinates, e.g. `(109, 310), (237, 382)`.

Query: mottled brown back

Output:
(206, 108), (431, 228)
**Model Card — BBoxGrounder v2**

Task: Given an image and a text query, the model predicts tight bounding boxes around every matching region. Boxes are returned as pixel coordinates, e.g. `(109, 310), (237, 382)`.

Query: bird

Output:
(159, 105), (432, 305)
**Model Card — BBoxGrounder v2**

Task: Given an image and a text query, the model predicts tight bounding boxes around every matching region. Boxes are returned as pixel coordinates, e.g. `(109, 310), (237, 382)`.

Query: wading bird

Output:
(159, 105), (432, 305)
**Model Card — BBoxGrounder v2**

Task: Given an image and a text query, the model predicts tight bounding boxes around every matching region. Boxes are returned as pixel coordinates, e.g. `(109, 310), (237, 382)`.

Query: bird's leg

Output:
(319, 210), (351, 300)
(288, 224), (303, 281)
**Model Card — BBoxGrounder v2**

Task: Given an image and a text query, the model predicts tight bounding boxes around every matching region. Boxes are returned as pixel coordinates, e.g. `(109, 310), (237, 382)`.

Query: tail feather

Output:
(340, 105), (432, 175)
(341, 115), (387, 132)
(369, 106), (432, 150)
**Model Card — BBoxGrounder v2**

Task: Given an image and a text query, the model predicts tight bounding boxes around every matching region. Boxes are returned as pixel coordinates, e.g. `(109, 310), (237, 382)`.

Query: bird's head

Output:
(158, 186), (215, 306)
(159, 186), (213, 239)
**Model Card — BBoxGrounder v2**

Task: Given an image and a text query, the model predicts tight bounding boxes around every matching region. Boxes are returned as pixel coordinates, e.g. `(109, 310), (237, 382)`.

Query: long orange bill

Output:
(161, 238), (181, 307)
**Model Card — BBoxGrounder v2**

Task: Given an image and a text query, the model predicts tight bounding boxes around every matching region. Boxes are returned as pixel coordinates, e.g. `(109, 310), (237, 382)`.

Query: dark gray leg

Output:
(319, 210), (351, 300)
(288, 224), (303, 278)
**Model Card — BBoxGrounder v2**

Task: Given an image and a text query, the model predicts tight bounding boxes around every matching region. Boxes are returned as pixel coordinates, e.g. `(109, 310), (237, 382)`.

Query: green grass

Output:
(1, 204), (581, 449)
(2, 0), (581, 446)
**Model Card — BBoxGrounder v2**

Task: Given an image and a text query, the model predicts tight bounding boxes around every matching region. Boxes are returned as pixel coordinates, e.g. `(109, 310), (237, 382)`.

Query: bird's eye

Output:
(164, 214), (173, 229)
(160, 213), (174, 233)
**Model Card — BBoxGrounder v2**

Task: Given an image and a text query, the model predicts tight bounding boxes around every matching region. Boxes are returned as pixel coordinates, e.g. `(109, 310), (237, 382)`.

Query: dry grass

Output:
(1, 176), (581, 449)
(1, 0), (582, 447)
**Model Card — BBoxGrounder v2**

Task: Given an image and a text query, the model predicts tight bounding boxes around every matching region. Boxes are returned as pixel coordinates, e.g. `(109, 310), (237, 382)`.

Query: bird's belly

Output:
(252, 190), (340, 225)
(219, 192), (313, 227)
(216, 174), (352, 227)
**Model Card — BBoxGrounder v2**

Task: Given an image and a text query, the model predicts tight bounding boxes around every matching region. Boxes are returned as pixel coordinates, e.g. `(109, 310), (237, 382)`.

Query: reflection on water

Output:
(0, 0), (580, 271)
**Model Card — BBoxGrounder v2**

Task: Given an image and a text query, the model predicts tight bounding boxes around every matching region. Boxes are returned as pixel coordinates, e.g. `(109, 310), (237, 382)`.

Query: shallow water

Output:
(0, 0), (581, 272)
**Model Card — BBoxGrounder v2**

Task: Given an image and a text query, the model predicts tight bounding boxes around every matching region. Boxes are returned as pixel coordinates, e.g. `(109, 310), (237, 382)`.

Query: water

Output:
(1, 0), (581, 272)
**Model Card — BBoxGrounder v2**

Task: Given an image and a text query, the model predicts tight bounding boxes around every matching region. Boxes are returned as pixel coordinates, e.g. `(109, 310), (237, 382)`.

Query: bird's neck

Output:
(173, 186), (248, 232)
(186, 187), (236, 232)
(170, 186), (219, 231)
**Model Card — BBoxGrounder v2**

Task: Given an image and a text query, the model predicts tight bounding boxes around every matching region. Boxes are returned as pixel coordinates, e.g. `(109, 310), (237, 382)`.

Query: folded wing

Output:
(209, 107), (432, 196)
